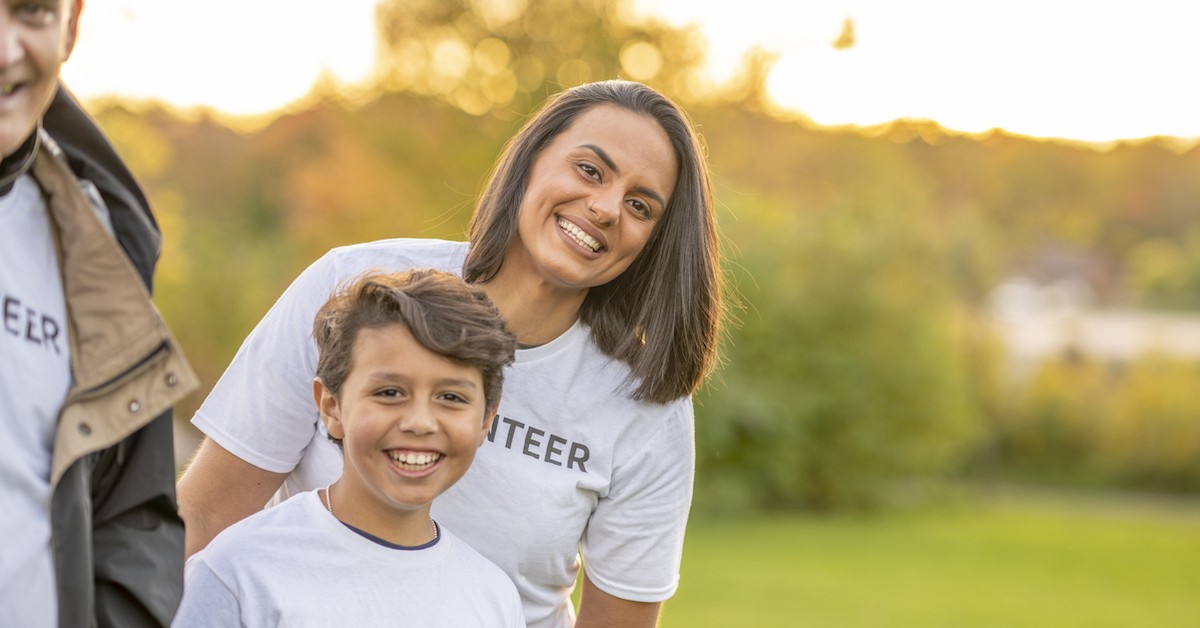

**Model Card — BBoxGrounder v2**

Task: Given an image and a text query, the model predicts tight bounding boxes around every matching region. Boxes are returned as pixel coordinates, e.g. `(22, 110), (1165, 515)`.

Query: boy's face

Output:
(0, 0), (79, 158)
(317, 322), (493, 524)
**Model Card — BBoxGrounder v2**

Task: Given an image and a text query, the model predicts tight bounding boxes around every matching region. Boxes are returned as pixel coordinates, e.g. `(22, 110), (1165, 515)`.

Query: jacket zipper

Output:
(62, 340), (171, 407)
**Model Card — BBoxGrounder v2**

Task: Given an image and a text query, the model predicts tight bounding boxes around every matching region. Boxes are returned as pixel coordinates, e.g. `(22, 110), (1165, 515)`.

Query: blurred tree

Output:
(374, 0), (710, 116)
(89, 0), (1200, 503)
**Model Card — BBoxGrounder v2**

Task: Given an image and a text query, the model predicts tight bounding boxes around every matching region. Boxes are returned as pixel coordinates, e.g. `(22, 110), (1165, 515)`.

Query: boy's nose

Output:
(397, 403), (438, 435)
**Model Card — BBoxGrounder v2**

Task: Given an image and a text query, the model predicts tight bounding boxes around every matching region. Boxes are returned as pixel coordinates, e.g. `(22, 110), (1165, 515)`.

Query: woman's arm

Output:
(576, 572), (662, 628)
(176, 438), (288, 558)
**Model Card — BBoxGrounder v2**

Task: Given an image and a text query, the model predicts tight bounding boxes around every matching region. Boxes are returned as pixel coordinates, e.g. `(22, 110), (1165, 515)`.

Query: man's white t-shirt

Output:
(193, 238), (696, 628)
(0, 176), (71, 628)
(174, 490), (524, 627)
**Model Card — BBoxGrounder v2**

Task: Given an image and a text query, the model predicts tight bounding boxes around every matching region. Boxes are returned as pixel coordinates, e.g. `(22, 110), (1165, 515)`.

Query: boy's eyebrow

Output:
(436, 377), (480, 390)
(579, 143), (668, 210)
(366, 373), (479, 389)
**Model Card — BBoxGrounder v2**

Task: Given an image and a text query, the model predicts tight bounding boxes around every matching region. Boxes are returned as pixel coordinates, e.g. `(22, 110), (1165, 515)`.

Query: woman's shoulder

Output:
(579, 328), (694, 417)
(202, 492), (321, 557)
(320, 238), (468, 276)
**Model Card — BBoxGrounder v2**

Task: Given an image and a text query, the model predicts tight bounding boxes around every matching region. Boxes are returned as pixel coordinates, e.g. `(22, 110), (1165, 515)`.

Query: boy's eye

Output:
(439, 392), (469, 404)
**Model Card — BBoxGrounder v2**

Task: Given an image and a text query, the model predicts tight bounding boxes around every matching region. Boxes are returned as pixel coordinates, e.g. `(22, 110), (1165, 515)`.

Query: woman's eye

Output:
(578, 163), (601, 181)
(628, 199), (651, 218)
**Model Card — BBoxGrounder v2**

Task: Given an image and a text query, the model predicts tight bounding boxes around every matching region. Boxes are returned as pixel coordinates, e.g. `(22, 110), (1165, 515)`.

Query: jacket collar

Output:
(0, 130), (39, 196)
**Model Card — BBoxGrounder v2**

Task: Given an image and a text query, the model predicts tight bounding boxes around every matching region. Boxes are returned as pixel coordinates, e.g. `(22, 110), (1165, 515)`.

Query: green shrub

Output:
(696, 198), (982, 511)
(982, 353), (1200, 492)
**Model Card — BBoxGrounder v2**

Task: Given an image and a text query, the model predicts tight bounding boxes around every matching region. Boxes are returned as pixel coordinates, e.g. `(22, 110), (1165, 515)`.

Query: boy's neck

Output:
(323, 481), (439, 547)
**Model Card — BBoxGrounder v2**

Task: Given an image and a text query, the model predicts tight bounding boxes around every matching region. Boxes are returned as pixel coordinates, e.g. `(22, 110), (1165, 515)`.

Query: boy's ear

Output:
(314, 378), (345, 440)
(478, 396), (500, 447)
(64, 0), (83, 61)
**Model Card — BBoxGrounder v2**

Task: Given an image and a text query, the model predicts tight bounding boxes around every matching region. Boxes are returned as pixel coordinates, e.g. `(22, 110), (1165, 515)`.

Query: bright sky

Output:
(61, 0), (1200, 145)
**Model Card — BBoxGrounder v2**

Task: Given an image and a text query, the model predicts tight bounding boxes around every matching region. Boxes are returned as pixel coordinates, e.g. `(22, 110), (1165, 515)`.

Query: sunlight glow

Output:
(639, 0), (1200, 144)
(62, 0), (379, 116)
(60, 0), (1200, 145)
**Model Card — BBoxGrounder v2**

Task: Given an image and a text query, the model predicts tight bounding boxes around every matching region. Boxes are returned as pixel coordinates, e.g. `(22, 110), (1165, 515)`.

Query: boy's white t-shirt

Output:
(173, 490), (524, 627)
(0, 177), (71, 628)
(193, 238), (696, 628)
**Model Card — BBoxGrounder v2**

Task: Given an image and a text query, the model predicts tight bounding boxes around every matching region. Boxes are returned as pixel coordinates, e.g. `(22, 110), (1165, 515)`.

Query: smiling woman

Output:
(176, 79), (725, 628)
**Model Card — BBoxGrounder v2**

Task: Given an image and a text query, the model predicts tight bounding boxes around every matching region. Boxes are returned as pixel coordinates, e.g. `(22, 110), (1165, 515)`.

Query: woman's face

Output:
(510, 104), (678, 293)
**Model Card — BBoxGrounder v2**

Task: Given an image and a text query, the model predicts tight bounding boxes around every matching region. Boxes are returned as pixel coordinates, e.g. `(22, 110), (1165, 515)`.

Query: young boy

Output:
(173, 269), (523, 626)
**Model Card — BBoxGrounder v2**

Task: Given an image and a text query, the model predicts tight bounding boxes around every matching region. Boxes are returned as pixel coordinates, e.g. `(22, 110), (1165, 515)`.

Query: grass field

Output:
(659, 489), (1200, 627)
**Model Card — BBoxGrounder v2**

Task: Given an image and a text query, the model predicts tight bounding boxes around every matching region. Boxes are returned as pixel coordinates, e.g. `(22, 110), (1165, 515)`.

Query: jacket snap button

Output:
(165, 372), (179, 387)
(78, 422), (92, 436)
(127, 399), (142, 413)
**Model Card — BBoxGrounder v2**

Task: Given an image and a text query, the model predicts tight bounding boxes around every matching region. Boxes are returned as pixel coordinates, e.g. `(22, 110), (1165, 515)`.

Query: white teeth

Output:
(558, 218), (601, 252)
(389, 451), (440, 467)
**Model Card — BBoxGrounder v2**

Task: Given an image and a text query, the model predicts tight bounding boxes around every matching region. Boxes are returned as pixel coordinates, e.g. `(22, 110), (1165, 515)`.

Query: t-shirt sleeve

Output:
(580, 398), (695, 602)
(190, 252), (341, 473)
(173, 559), (241, 627)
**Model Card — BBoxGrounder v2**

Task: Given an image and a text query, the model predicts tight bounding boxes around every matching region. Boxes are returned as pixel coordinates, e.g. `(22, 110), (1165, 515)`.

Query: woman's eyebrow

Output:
(580, 144), (620, 173)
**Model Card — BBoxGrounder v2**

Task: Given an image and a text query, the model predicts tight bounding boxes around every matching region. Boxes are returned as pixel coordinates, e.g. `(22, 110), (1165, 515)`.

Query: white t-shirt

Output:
(0, 176), (71, 628)
(173, 490), (524, 627)
(193, 238), (696, 628)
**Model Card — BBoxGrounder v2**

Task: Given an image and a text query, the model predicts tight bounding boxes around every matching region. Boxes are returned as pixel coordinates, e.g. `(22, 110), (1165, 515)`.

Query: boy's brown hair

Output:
(313, 269), (516, 415)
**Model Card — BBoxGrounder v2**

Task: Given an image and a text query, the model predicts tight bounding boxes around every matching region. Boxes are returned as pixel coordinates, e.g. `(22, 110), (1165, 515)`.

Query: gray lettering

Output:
(567, 442), (590, 473)
(3, 296), (18, 335)
(522, 427), (545, 459)
(484, 414), (588, 474)
(501, 417), (524, 449)
(25, 308), (41, 345)
(486, 414), (500, 442)
(41, 316), (60, 354)
(544, 434), (567, 466)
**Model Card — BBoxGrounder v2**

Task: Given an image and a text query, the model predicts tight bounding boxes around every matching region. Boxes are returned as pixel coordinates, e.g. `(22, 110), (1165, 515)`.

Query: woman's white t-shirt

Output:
(192, 238), (695, 628)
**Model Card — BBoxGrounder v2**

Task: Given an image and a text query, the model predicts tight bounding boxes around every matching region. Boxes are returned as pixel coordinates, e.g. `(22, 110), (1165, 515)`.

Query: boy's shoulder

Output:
(437, 526), (523, 615)
(439, 525), (512, 583)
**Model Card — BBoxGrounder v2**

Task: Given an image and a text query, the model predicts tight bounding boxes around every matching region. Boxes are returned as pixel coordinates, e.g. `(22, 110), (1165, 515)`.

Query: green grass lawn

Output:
(661, 489), (1200, 627)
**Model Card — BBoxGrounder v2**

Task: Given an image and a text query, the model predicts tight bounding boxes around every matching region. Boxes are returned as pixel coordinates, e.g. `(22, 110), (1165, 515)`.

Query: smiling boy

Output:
(173, 269), (523, 627)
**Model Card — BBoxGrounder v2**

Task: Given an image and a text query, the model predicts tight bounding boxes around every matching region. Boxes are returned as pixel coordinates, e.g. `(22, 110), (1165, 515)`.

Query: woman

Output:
(177, 80), (723, 628)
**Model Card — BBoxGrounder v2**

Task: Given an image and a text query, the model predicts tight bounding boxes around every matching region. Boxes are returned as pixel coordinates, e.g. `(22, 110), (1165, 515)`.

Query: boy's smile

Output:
(316, 322), (493, 545)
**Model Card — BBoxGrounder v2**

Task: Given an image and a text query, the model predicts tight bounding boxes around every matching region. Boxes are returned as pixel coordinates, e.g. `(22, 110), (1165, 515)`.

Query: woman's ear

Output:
(314, 378), (344, 440)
